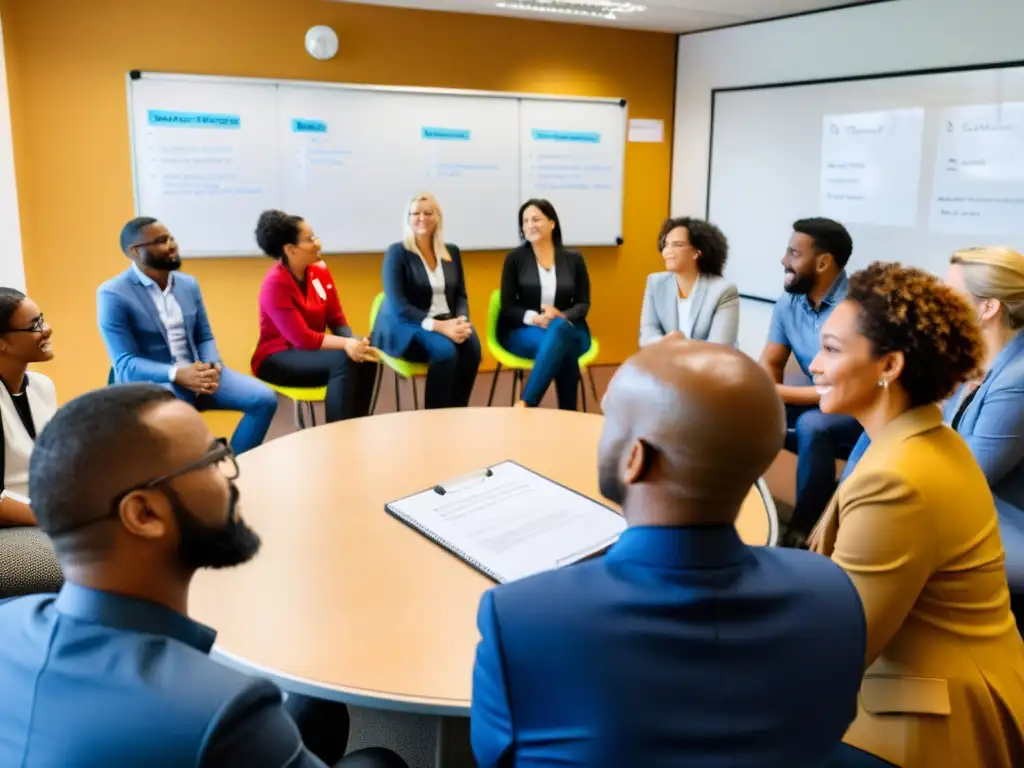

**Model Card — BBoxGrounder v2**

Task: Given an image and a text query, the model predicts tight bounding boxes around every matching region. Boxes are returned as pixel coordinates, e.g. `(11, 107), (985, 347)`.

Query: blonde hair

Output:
(402, 192), (451, 262)
(950, 246), (1024, 330)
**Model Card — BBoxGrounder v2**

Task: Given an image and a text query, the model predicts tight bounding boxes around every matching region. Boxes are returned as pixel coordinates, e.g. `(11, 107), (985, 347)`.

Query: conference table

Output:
(190, 407), (779, 766)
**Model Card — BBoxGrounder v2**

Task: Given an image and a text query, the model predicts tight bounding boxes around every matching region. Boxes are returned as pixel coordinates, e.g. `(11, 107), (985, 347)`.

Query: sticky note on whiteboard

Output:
(628, 119), (664, 143)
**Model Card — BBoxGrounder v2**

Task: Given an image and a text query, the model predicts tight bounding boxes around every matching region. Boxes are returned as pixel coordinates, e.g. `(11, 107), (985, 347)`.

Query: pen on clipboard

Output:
(433, 468), (494, 496)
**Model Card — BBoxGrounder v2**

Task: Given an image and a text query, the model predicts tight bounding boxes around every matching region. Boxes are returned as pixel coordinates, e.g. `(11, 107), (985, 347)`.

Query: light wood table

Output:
(191, 408), (778, 763)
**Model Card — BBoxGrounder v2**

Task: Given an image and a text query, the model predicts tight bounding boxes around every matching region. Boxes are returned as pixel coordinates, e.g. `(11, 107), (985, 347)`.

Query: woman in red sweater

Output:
(251, 210), (379, 423)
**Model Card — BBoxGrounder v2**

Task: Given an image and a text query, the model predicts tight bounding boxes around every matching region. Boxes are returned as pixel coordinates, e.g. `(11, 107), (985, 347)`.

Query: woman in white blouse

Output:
(639, 217), (739, 347)
(0, 288), (62, 597)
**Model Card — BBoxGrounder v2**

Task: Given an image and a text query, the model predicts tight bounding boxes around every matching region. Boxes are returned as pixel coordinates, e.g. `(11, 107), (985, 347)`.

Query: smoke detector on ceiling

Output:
(305, 25), (340, 61)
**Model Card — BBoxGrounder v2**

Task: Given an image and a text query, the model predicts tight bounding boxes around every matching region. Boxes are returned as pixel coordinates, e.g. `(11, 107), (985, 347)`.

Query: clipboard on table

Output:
(384, 460), (626, 583)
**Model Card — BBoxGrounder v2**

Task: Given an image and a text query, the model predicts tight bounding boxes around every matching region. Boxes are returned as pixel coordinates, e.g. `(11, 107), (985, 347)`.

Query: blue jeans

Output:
(501, 318), (591, 410)
(785, 405), (863, 535)
(403, 329), (481, 409)
(175, 368), (277, 454)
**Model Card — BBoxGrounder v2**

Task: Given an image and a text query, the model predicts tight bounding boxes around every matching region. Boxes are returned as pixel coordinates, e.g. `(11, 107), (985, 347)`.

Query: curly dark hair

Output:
(657, 217), (728, 276)
(847, 262), (983, 407)
(255, 209), (304, 262)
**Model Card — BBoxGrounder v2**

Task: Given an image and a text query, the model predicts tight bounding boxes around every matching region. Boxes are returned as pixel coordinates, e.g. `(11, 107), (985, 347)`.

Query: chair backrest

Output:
(486, 289), (502, 349)
(369, 292), (385, 332)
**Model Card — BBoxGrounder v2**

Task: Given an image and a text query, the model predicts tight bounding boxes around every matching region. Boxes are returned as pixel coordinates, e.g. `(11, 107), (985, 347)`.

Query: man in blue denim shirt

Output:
(759, 218), (863, 546)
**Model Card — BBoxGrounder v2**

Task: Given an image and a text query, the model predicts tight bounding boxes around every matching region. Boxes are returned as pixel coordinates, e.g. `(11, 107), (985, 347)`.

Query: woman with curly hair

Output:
(843, 247), (1024, 622)
(638, 217), (739, 347)
(807, 262), (1024, 768)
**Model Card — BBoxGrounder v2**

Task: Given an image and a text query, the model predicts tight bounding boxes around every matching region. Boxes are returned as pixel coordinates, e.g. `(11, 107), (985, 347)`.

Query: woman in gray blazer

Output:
(639, 217), (739, 347)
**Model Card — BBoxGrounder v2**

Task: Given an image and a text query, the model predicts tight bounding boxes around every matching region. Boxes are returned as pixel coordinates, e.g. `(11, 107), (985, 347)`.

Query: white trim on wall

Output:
(0, 9), (23, 292)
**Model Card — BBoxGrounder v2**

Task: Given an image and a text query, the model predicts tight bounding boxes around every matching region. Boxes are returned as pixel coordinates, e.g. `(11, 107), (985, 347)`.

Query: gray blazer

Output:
(639, 272), (739, 347)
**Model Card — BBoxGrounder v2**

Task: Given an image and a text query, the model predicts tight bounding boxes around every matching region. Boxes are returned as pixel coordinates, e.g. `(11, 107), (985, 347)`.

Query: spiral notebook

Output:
(385, 460), (626, 583)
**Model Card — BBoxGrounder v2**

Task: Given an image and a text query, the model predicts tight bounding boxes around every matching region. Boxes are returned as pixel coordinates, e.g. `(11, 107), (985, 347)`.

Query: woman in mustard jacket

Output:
(808, 262), (1024, 767)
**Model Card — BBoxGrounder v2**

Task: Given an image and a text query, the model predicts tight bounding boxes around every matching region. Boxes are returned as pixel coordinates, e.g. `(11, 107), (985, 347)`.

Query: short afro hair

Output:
(793, 217), (853, 269)
(847, 261), (983, 408)
(119, 216), (158, 254)
(657, 217), (728, 277)
(255, 210), (304, 261)
(30, 384), (176, 550)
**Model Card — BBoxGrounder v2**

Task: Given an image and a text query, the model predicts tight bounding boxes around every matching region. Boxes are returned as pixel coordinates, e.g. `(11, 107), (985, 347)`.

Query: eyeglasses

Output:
(131, 234), (176, 249)
(662, 241), (692, 252)
(119, 437), (239, 494)
(47, 438), (238, 537)
(4, 314), (46, 333)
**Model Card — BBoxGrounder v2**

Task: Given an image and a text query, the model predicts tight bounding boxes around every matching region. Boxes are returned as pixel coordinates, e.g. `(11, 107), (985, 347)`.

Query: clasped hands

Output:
(436, 316), (474, 343)
(532, 305), (564, 329)
(344, 336), (381, 363)
(175, 361), (222, 396)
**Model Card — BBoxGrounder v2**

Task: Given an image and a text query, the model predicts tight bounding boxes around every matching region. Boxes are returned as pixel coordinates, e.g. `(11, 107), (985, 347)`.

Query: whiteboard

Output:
(128, 73), (627, 257)
(707, 62), (1024, 301)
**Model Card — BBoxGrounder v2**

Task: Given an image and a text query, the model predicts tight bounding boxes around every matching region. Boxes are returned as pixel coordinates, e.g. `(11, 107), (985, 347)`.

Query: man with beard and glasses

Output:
(758, 217), (863, 548)
(97, 217), (278, 454)
(470, 336), (868, 768)
(0, 385), (407, 768)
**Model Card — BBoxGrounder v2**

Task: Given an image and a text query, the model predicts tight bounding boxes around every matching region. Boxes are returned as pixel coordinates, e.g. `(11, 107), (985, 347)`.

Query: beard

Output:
(169, 484), (262, 570)
(784, 270), (814, 295)
(144, 251), (182, 272)
(598, 450), (627, 507)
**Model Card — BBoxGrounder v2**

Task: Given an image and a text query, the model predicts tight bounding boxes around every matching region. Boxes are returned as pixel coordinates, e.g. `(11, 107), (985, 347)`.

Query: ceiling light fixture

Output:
(495, 1), (647, 21)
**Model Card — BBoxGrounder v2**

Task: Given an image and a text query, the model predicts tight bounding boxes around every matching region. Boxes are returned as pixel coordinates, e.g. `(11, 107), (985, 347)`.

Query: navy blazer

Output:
(498, 244), (590, 336)
(843, 330), (1024, 588)
(97, 266), (221, 384)
(372, 242), (470, 358)
(471, 526), (866, 768)
(0, 584), (329, 767)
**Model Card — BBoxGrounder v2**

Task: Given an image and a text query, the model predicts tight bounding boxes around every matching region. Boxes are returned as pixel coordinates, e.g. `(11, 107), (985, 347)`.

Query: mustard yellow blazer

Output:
(811, 405), (1024, 768)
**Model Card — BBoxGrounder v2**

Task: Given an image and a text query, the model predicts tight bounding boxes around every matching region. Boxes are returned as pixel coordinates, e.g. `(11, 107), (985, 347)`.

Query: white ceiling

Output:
(328, 0), (887, 34)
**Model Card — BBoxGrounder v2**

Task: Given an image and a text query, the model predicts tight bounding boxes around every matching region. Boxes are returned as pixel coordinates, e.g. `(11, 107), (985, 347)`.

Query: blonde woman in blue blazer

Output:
(639, 217), (739, 347)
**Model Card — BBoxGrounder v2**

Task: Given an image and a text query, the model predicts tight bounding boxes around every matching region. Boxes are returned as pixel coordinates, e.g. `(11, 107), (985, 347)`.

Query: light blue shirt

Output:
(767, 271), (849, 377)
(131, 263), (192, 381)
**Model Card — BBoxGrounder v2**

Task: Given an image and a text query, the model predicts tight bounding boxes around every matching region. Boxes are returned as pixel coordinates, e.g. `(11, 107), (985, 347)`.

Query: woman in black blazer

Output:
(499, 199), (591, 410)
(372, 192), (481, 409)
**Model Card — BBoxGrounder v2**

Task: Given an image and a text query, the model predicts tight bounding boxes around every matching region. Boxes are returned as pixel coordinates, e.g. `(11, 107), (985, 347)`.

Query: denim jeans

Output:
(175, 368), (277, 454)
(784, 405), (863, 535)
(501, 318), (591, 410)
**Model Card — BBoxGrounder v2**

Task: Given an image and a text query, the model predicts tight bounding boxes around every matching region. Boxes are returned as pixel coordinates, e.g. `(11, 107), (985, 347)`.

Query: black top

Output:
(499, 244), (590, 334)
(6, 376), (34, 440)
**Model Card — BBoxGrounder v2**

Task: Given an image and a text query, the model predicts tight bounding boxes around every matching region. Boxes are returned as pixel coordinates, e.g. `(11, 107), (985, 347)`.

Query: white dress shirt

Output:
(420, 256), (451, 331)
(132, 264), (192, 381)
(524, 262), (558, 326)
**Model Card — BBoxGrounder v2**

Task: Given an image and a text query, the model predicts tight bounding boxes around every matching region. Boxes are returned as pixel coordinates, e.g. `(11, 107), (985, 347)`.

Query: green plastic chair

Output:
(248, 349), (326, 429)
(369, 292), (429, 413)
(485, 289), (600, 410)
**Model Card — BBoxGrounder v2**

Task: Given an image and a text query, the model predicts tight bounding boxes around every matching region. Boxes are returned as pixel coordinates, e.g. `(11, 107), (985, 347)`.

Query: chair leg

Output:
(510, 370), (519, 406)
(307, 401), (317, 428)
(487, 364), (502, 407)
(412, 376), (420, 410)
(294, 401), (305, 430)
(579, 372), (588, 413)
(369, 364), (384, 415)
(394, 371), (402, 412)
(588, 368), (599, 402)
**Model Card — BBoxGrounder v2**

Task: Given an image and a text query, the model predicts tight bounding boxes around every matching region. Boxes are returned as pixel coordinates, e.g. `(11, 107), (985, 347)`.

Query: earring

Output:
(878, 379), (889, 389)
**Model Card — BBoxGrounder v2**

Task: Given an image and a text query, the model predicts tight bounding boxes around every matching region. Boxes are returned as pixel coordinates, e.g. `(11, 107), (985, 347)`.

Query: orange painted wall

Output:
(0, 0), (676, 406)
